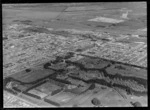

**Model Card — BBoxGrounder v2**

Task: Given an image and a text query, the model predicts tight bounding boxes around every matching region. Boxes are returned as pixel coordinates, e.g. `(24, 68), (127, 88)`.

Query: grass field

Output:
(9, 69), (54, 83)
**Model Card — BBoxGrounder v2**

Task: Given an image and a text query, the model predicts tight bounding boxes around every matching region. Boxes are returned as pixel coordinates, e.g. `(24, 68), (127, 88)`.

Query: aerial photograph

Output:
(3, 2), (147, 107)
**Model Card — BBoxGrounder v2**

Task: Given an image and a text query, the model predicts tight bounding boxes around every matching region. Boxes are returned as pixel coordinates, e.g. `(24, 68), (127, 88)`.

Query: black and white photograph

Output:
(2, 2), (147, 107)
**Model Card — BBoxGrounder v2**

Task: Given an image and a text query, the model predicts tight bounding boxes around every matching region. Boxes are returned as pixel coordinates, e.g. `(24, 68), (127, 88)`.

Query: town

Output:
(3, 2), (147, 107)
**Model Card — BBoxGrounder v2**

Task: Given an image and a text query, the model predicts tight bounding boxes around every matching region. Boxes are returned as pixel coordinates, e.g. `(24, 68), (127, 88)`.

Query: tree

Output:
(130, 101), (142, 107)
(25, 68), (31, 72)
(88, 83), (95, 90)
(43, 62), (51, 69)
(91, 98), (101, 107)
